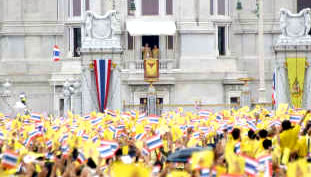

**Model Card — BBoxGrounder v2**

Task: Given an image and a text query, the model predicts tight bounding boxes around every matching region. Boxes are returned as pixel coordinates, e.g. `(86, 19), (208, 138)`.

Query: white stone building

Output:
(0, 0), (310, 115)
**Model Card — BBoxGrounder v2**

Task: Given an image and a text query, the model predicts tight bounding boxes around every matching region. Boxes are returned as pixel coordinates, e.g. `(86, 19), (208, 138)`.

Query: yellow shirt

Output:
(280, 125), (300, 152)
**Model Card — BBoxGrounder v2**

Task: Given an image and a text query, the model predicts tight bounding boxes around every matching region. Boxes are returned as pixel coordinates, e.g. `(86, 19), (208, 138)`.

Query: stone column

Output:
(303, 59), (311, 108)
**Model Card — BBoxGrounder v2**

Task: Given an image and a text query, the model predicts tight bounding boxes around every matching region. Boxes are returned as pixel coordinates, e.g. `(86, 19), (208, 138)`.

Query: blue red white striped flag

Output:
(199, 110), (212, 117)
(234, 142), (241, 154)
(46, 140), (53, 149)
(30, 113), (42, 122)
(135, 133), (146, 141)
(272, 68), (277, 105)
(100, 140), (119, 151)
(247, 120), (257, 131)
(289, 115), (302, 123)
(200, 168), (216, 177)
(90, 117), (103, 126)
(242, 155), (259, 176)
(142, 148), (150, 156)
(94, 59), (112, 112)
(98, 146), (115, 159)
(146, 135), (163, 151)
(148, 115), (160, 124)
(77, 151), (87, 164)
(53, 45), (60, 62)
(2, 151), (19, 168)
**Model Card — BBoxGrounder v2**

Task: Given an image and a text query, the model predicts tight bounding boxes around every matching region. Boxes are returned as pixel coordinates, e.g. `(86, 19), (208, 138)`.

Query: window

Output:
(167, 36), (174, 50)
(166, 0), (173, 15)
(230, 97), (240, 104)
(128, 33), (134, 50)
(59, 98), (64, 117)
(85, 0), (90, 11)
(69, 0), (90, 18)
(297, 0), (311, 12)
(73, 0), (81, 16)
(73, 28), (81, 57)
(218, 26), (226, 56)
(128, 0), (135, 16)
(142, 0), (159, 15)
(210, 0), (229, 16)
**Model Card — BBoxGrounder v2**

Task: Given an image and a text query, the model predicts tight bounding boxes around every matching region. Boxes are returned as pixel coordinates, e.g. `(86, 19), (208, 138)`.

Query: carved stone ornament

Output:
(277, 8), (311, 46)
(82, 10), (122, 50)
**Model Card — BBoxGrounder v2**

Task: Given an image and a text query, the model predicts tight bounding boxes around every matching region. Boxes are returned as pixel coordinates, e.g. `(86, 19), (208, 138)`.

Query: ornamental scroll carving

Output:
(84, 10), (120, 40)
(82, 10), (122, 50)
(280, 8), (311, 38)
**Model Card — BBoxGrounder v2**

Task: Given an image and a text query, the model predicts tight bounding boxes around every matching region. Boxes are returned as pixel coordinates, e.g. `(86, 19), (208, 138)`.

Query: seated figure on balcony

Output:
(142, 43), (152, 60)
(152, 45), (159, 59)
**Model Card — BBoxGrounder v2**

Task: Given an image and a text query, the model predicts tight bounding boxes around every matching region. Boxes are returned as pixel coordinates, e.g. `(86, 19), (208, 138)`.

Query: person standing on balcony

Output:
(152, 45), (159, 59)
(142, 43), (152, 59)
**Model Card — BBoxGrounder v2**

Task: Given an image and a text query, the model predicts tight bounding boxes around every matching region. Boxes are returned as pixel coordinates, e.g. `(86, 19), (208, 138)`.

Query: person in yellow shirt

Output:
(254, 129), (269, 156)
(297, 120), (311, 157)
(241, 129), (257, 157)
(279, 110), (310, 163)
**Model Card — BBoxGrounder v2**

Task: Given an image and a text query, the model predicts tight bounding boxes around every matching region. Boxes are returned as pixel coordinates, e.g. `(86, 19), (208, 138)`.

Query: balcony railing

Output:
(123, 49), (176, 72)
(128, 59), (175, 72)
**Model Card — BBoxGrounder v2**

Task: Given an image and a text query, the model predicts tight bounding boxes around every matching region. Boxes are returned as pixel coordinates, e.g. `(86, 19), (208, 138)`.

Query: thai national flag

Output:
(30, 113), (41, 122)
(46, 140), (53, 149)
(148, 115), (159, 124)
(121, 113), (131, 119)
(135, 133), (146, 141)
(192, 132), (200, 139)
(137, 113), (146, 122)
(142, 148), (150, 156)
(77, 151), (87, 164)
(98, 146), (115, 159)
(130, 110), (137, 117)
(24, 137), (32, 147)
(247, 121), (257, 131)
(91, 117), (103, 126)
(53, 45), (60, 62)
(83, 114), (91, 120)
(234, 142), (241, 154)
(289, 115), (302, 123)
(2, 151), (19, 168)
(59, 134), (69, 144)
(0, 131), (5, 140)
(200, 168), (216, 177)
(94, 59), (112, 112)
(28, 130), (42, 141)
(242, 155), (259, 176)
(146, 135), (163, 151)
(100, 140), (119, 151)
(106, 110), (116, 117)
(272, 68), (277, 105)
(199, 110), (212, 117)
(82, 134), (89, 141)
(258, 155), (272, 165)
(216, 114), (223, 122)
(258, 155), (272, 177)
(108, 126), (117, 134)
(92, 136), (98, 143)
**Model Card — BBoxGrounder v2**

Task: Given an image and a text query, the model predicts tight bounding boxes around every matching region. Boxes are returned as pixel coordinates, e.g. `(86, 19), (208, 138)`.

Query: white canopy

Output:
(126, 19), (176, 36)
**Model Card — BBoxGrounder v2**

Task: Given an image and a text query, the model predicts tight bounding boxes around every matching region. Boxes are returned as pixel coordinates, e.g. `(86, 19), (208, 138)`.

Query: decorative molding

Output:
(276, 8), (311, 46)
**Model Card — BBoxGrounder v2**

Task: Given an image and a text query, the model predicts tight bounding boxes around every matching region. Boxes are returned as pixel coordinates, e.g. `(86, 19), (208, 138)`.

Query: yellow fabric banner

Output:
(287, 58), (306, 108)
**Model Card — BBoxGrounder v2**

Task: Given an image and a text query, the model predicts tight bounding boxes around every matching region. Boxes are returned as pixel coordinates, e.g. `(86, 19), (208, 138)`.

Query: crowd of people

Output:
(0, 105), (311, 177)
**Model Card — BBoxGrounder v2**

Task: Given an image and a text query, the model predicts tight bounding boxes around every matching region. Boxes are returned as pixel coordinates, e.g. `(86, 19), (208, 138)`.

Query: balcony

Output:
(124, 49), (176, 73)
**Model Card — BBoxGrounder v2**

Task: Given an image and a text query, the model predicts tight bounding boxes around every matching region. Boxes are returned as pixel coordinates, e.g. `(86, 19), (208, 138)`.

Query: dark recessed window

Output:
(218, 26), (226, 56)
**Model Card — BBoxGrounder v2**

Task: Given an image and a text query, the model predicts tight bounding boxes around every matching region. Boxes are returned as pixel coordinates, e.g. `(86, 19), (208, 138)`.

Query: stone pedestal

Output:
(273, 8), (311, 108)
(80, 10), (123, 113)
(147, 84), (157, 115)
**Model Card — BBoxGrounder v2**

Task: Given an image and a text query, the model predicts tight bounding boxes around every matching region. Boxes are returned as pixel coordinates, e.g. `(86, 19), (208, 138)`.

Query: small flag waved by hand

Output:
(53, 45), (60, 62)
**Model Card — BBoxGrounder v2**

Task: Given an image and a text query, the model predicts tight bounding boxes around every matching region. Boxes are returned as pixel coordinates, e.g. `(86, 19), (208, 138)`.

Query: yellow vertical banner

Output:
(287, 58), (306, 108)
